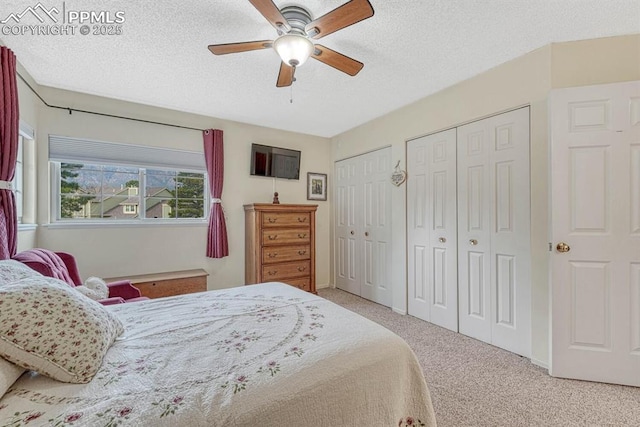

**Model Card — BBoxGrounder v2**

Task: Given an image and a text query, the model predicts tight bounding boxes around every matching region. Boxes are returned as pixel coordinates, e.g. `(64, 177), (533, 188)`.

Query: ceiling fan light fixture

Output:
(273, 34), (314, 67)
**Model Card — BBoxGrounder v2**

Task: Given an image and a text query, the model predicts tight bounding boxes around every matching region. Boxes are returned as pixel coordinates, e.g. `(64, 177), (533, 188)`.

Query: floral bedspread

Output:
(0, 282), (435, 427)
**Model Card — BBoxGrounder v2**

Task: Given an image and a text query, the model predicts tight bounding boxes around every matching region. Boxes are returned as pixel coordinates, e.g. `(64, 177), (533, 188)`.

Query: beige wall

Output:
(16, 82), (332, 290)
(330, 34), (640, 367)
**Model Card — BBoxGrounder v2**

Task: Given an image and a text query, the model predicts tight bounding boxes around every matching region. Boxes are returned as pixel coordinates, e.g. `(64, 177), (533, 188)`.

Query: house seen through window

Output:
(58, 163), (206, 220)
(49, 135), (207, 223)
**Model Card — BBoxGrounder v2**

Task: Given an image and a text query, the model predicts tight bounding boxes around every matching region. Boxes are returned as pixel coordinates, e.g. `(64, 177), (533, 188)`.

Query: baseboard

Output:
(530, 357), (549, 370)
(392, 307), (407, 315)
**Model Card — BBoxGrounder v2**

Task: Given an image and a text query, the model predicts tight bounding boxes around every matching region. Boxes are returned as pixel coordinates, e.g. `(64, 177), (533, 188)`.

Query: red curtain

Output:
(0, 47), (19, 260)
(203, 129), (229, 258)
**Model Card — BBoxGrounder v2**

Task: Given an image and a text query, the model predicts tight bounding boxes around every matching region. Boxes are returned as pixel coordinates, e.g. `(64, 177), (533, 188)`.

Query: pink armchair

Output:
(12, 248), (149, 305)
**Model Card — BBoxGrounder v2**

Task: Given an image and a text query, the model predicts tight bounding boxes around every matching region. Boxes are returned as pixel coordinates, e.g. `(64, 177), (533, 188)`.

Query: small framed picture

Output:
(307, 172), (327, 201)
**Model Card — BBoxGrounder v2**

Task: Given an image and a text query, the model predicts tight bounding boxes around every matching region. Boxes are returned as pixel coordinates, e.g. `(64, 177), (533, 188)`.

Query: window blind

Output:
(48, 135), (205, 171)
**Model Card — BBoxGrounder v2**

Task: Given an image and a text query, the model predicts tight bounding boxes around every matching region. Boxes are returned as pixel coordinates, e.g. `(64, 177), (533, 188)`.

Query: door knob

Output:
(469, 239), (478, 245)
(350, 230), (354, 235)
(365, 232), (369, 237)
(556, 242), (570, 253)
(439, 237), (446, 243)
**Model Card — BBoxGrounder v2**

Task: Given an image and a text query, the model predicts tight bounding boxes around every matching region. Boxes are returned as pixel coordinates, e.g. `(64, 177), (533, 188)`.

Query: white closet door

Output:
(335, 159), (361, 295)
(335, 148), (392, 307)
(361, 148), (392, 307)
(550, 81), (640, 387)
(457, 119), (493, 344)
(458, 107), (531, 357)
(407, 129), (458, 331)
(486, 108), (531, 357)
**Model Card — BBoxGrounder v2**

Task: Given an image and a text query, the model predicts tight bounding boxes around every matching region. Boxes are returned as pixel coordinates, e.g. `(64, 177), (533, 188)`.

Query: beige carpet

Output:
(318, 288), (640, 427)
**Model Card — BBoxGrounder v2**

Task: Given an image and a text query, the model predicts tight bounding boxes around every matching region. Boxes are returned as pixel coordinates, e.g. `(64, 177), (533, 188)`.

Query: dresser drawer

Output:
(262, 228), (310, 245)
(262, 260), (311, 281)
(262, 245), (311, 264)
(285, 277), (311, 292)
(262, 212), (311, 228)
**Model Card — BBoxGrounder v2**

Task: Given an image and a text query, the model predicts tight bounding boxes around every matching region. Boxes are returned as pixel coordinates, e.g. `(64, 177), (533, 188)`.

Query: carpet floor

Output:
(318, 287), (640, 427)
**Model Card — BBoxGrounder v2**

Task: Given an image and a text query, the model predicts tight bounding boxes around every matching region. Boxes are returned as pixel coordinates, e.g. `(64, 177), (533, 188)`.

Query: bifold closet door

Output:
(457, 107), (531, 357)
(335, 148), (392, 307)
(407, 129), (459, 332)
(335, 159), (360, 296)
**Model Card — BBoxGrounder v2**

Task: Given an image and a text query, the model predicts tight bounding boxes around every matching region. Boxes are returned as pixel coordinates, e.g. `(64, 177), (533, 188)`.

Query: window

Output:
(50, 136), (207, 223)
(14, 121), (36, 226)
(123, 204), (137, 214)
(13, 135), (23, 223)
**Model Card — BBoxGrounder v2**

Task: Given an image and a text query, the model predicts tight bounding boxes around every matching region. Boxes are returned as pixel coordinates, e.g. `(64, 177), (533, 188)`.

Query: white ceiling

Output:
(2, 1), (639, 137)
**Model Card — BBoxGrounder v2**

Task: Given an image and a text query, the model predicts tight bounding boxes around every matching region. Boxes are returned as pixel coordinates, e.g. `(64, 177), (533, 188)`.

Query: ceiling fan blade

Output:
(276, 62), (295, 87)
(312, 44), (364, 76)
(208, 40), (273, 55)
(305, 0), (374, 40)
(249, 0), (291, 33)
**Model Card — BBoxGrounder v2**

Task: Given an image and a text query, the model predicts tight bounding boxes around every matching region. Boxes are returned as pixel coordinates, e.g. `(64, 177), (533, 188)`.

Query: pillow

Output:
(76, 276), (109, 301)
(0, 259), (40, 286)
(0, 357), (25, 396)
(0, 276), (124, 384)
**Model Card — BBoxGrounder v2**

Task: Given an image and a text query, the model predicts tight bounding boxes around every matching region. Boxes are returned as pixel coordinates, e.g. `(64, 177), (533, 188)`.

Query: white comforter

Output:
(0, 282), (435, 427)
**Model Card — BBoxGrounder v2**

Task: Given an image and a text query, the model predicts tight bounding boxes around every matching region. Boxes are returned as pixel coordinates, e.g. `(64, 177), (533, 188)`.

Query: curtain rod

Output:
(17, 72), (206, 133)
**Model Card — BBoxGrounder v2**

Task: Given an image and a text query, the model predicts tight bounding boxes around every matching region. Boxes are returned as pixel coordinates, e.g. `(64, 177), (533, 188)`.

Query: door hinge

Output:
(549, 242), (552, 252)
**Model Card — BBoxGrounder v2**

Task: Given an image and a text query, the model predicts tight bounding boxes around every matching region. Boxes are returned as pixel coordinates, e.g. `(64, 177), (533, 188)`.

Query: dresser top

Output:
(244, 203), (318, 212)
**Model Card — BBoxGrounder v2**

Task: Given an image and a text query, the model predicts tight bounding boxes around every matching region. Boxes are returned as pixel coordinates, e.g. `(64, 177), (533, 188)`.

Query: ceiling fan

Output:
(208, 0), (374, 87)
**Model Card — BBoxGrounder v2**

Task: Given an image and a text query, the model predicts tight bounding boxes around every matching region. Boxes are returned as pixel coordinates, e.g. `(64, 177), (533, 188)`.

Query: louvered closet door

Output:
(458, 107), (531, 357)
(407, 129), (458, 331)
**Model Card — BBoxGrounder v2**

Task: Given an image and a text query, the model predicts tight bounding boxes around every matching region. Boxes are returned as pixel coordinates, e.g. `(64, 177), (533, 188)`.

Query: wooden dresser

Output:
(245, 203), (317, 293)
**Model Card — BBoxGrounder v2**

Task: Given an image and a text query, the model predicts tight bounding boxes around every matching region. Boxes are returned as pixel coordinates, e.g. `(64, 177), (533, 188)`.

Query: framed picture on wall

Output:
(307, 172), (327, 201)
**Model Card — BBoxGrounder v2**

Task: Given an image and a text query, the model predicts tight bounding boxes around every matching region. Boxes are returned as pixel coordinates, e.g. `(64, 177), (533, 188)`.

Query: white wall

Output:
(330, 34), (640, 367)
(16, 82), (332, 290)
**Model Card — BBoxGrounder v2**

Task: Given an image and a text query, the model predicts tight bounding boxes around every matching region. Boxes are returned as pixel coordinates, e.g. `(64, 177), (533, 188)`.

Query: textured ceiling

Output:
(1, 1), (639, 137)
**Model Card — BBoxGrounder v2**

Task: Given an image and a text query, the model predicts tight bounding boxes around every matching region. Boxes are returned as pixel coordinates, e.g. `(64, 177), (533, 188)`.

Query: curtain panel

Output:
(0, 47), (19, 259)
(203, 129), (229, 258)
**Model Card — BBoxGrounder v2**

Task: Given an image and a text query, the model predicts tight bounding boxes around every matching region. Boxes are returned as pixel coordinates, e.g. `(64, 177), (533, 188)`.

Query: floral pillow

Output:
(0, 275), (124, 384)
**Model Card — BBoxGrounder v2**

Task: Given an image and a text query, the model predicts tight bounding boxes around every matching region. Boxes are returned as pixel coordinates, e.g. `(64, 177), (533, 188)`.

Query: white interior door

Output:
(335, 159), (360, 295)
(335, 148), (392, 307)
(550, 80), (640, 387)
(458, 107), (531, 357)
(457, 119), (492, 343)
(407, 129), (458, 331)
(361, 148), (392, 307)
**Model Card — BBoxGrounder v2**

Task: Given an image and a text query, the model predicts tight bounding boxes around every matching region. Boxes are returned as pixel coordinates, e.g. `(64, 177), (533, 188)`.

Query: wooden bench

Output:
(104, 269), (208, 299)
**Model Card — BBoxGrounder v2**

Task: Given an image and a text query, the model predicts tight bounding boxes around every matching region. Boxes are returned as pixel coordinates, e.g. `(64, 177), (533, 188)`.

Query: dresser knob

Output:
(268, 253), (278, 258)
(268, 270), (277, 276)
(298, 250), (306, 255)
(298, 217), (307, 222)
(298, 233), (307, 238)
(268, 217), (277, 223)
(268, 235), (278, 240)
(297, 267), (306, 272)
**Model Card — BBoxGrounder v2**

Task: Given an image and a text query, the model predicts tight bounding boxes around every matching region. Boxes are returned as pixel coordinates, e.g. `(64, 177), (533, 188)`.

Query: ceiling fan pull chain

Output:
(290, 78), (294, 103)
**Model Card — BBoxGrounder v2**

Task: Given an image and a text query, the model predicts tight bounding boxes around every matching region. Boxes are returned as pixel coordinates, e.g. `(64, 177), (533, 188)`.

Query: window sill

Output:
(44, 220), (208, 230)
(18, 224), (37, 232)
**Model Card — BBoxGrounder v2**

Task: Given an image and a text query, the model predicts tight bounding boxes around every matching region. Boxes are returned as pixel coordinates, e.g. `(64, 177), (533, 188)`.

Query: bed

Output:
(0, 262), (435, 427)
